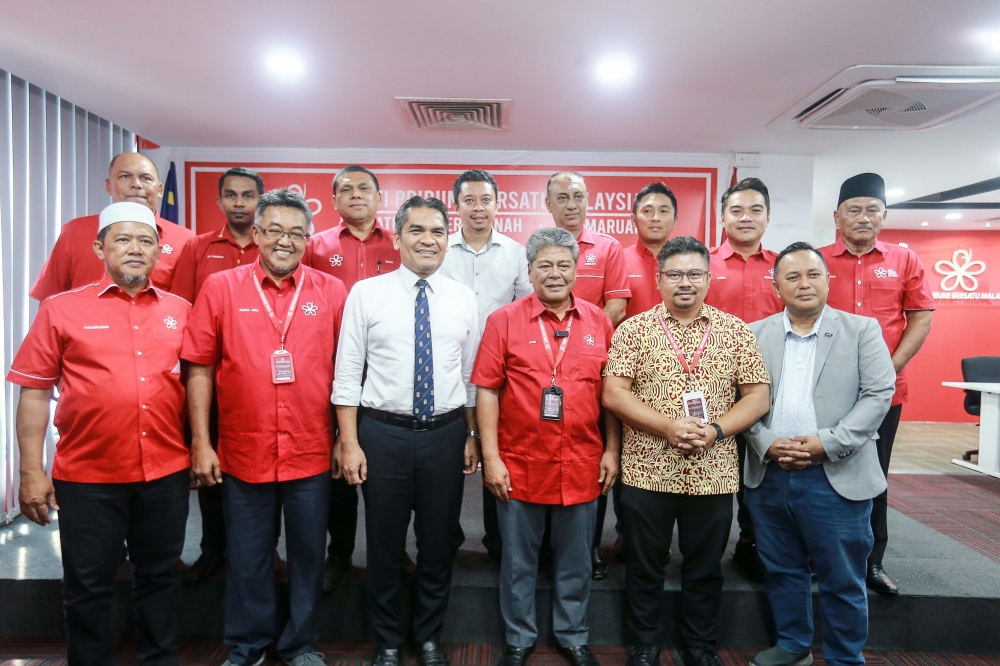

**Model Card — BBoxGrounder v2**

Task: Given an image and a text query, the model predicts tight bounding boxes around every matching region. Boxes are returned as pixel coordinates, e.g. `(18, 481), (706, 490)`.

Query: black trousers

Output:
(735, 434), (755, 542)
(359, 412), (467, 649)
(482, 486), (502, 555)
(197, 396), (226, 556)
(621, 485), (733, 649)
(54, 470), (189, 666)
(869, 403), (903, 565)
(328, 478), (359, 560)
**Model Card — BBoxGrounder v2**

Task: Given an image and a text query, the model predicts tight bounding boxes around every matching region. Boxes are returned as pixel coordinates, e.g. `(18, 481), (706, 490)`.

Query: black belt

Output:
(361, 407), (464, 432)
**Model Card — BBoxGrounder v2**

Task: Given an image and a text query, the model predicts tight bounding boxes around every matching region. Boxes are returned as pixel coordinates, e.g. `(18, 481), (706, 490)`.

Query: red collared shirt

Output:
(302, 222), (400, 290)
(624, 242), (661, 319)
(180, 262), (347, 483)
(8, 275), (191, 483)
(820, 236), (936, 405)
(704, 240), (784, 324)
(572, 227), (631, 308)
(30, 214), (194, 300)
(169, 225), (259, 302)
(472, 294), (614, 506)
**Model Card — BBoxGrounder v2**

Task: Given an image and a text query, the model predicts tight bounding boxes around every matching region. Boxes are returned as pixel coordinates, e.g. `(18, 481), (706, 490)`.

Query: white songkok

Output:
(98, 202), (158, 237)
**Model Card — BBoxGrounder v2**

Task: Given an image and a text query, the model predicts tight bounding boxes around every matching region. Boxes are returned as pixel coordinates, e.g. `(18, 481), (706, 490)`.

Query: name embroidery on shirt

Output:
(207, 254), (226, 259)
(238, 307), (261, 313)
(83, 325), (110, 330)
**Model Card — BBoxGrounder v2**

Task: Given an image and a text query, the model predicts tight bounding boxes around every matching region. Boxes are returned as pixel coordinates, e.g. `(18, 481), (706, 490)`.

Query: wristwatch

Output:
(466, 429), (480, 439)
(708, 422), (724, 442)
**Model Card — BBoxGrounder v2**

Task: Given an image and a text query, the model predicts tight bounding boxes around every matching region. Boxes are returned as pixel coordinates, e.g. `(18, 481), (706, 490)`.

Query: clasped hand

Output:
(665, 417), (716, 454)
(766, 434), (827, 470)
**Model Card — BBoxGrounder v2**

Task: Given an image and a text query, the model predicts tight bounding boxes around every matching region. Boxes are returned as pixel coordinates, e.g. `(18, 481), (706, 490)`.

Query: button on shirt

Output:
(438, 229), (532, 335)
(8, 275), (192, 483)
(302, 222), (400, 290)
(334, 266), (480, 415)
(769, 311), (822, 440)
(572, 227), (632, 307)
(472, 294), (614, 506)
(30, 214), (194, 300)
(180, 262), (348, 483)
(624, 241), (662, 319)
(169, 225), (259, 303)
(605, 304), (770, 495)
(820, 236), (935, 405)
(704, 240), (784, 323)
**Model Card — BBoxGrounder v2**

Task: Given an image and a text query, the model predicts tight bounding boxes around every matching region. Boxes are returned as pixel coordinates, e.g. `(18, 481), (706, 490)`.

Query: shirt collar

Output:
(782, 309), (824, 339)
(575, 226), (595, 246)
(528, 292), (583, 320)
(832, 234), (888, 257)
(97, 272), (160, 299)
(253, 259), (303, 288)
(336, 220), (385, 241)
(661, 303), (711, 325)
(215, 224), (257, 248)
(717, 239), (769, 261)
(396, 264), (442, 293)
(449, 228), (498, 252)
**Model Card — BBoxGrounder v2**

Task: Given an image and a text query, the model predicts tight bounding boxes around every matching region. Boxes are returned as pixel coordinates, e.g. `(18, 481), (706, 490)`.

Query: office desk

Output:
(943, 382), (1000, 478)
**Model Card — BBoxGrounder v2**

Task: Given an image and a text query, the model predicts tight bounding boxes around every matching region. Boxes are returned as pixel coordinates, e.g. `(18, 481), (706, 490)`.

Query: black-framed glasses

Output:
(255, 225), (310, 243)
(658, 269), (708, 284)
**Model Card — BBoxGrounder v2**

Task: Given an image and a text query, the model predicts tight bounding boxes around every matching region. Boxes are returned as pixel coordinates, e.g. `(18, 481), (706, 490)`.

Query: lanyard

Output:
(657, 305), (711, 384)
(537, 314), (574, 388)
(254, 272), (306, 350)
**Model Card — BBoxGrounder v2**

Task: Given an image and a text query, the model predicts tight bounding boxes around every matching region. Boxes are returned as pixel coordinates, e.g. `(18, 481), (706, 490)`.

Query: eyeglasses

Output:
(658, 269), (708, 284)
(255, 225), (310, 243)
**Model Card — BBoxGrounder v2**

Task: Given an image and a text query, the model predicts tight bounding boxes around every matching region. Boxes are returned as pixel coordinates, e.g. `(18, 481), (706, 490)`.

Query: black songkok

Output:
(838, 172), (885, 206)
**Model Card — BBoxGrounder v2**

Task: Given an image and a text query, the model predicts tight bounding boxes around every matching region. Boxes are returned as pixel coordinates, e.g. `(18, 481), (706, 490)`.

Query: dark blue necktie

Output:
(414, 279), (435, 422)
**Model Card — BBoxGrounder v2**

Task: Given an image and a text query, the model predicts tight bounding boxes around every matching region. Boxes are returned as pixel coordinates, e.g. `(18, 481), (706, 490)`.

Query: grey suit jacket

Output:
(745, 306), (896, 501)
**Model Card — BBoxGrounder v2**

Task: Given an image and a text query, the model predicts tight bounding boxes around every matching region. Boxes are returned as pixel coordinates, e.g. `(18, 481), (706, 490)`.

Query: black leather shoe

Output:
(591, 548), (608, 581)
(559, 645), (599, 666)
(373, 648), (401, 666)
(682, 646), (722, 666)
(419, 641), (448, 666)
(732, 539), (766, 582)
(625, 643), (659, 666)
(866, 563), (899, 596)
(498, 645), (534, 666)
(182, 551), (225, 584)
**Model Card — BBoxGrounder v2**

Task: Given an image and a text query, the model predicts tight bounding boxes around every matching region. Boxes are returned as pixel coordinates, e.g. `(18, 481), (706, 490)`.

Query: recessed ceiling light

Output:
(266, 53), (304, 76)
(987, 222), (993, 227)
(920, 221), (929, 226)
(945, 212), (962, 220)
(885, 189), (904, 197)
(596, 59), (635, 83)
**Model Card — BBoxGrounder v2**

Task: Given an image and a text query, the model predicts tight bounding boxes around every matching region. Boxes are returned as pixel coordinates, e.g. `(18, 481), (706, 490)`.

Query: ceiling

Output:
(3, 0), (1000, 214)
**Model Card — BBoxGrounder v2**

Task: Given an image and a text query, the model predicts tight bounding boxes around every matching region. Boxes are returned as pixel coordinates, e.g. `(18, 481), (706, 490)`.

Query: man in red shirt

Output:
(704, 177), (784, 582)
(545, 171), (631, 578)
(474, 227), (619, 666)
(170, 167), (264, 583)
(303, 165), (400, 592)
(31, 152), (194, 299)
(10, 201), (192, 666)
(819, 172), (934, 596)
(624, 183), (678, 320)
(183, 189), (347, 666)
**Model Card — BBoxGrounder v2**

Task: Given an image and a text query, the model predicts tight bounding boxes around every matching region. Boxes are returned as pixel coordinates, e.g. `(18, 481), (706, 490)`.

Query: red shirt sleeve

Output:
(603, 240), (632, 301)
(471, 309), (509, 390)
(180, 275), (224, 366)
(169, 240), (199, 303)
(30, 231), (77, 301)
(7, 301), (64, 389)
(901, 250), (936, 311)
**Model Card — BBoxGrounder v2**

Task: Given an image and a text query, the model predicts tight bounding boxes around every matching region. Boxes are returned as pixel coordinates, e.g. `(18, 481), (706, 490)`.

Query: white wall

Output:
(732, 154), (816, 252)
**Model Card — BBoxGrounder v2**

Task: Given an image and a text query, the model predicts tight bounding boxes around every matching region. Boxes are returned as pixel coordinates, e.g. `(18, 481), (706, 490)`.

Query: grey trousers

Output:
(496, 497), (598, 648)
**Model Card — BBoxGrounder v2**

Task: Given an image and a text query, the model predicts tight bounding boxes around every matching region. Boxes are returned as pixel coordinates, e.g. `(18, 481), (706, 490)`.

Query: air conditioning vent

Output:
(396, 97), (510, 131)
(770, 65), (1000, 131)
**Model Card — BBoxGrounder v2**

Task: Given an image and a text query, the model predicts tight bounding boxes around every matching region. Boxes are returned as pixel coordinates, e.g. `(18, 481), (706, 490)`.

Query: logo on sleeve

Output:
(302, 302), (318, 316)
(584, 334), (595, 346)
(164, 316), (178, 330)
(329, 255), (344, 267)
(584, 254), (597, 267)
(161, 244), (174, 255)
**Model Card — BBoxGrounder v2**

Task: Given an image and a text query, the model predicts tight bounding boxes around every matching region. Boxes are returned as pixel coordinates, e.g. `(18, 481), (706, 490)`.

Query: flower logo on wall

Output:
(935, 249), (986, 292)
(286, 183), (323, 217)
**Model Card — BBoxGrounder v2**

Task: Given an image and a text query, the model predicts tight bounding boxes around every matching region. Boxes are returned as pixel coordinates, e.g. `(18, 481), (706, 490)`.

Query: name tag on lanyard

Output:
(537, 314), (573, 421)
(657, 305), (712, 423)
(255, 274), (306, 385)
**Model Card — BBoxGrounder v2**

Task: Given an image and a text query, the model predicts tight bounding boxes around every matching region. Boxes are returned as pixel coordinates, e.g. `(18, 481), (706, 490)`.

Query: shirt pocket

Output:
(868, 281), (902, 317)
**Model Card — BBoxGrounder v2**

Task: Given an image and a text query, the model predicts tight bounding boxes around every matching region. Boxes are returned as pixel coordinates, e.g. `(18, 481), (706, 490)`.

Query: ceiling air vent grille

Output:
(396, 97), (510, 131)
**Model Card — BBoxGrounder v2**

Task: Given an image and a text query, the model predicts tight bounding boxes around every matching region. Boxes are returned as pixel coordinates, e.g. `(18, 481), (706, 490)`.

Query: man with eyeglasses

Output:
(182, 188), (348, 666)
(819, 173), (934, 597)
(603, 236), (770, 666)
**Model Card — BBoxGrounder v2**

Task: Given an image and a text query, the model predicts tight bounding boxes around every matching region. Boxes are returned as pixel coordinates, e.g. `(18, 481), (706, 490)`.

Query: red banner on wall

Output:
(184, 162), (719, 247)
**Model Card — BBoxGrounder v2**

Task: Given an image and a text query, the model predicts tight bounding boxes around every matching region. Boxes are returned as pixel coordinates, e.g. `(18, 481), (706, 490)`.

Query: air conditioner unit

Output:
(770, 65), (1000, 130)
(396, 97), (511, 131)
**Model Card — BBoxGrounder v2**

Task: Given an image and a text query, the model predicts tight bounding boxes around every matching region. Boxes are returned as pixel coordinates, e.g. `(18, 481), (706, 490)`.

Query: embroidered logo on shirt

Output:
(302, 302), (318, 316)
(584, 334), (595, 346)
(164, 317), (178, 330)
(329, 255), (344, 267)
(767, 268), (775, 279)
(888, 268), (898, 277)
(585, 254), (597, 266)
(161, 244), (173, 255)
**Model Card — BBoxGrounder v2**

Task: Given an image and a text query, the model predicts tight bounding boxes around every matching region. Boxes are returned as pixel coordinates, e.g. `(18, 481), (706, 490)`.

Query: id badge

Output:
(541, 387), (564, 421)
(682, 390), (708, 423)
(271, 349), (295, 384)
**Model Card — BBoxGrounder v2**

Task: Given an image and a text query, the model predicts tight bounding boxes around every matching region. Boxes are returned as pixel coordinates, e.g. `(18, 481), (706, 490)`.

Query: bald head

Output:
(106, 152), (163, 212)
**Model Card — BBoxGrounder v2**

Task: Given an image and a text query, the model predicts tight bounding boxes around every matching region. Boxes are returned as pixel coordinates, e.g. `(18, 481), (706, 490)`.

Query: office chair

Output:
(960, 356), (1000, 461)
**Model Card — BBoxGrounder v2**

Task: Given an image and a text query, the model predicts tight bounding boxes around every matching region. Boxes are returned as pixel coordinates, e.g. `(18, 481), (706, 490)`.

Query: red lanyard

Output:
(537, 314), (574, 388)
(254, 273), (306, 350)
(657, 305), (711, 378)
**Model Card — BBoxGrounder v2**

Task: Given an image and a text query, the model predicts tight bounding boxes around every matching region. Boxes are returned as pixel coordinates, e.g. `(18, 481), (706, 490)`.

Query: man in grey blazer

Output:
(744, 242), (895, 666)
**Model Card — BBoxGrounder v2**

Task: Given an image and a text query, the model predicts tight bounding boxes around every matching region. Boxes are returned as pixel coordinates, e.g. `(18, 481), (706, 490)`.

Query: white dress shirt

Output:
(334, 264), (480, 415)
(769, 310), (823, 440)
(438, 229), (532, 335)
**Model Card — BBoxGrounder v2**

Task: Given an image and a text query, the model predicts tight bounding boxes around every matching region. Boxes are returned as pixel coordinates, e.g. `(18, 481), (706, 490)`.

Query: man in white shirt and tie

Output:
(335, 196), (481, 666)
